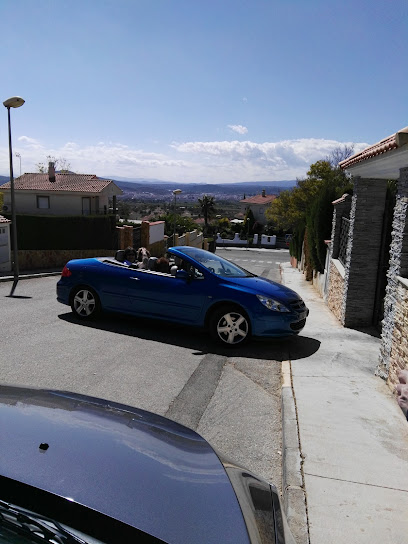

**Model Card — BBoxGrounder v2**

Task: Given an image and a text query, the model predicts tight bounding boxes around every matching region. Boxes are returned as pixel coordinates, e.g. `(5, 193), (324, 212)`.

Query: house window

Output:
(37, 196), (50, 209)
(82, 197), (91, 215)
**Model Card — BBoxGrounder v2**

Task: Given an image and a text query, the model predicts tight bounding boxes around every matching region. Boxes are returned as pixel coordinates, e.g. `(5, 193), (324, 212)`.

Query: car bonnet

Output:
(220, 275), (302, 302)
(0, 386), (250, 544)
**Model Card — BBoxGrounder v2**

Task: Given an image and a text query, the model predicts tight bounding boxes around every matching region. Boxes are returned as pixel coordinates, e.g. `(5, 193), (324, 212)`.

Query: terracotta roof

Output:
(240, 194), (277, 205)
(340, 127), (408, 170)
(0, 215), (11, 223)
(0, 173), (121, 194)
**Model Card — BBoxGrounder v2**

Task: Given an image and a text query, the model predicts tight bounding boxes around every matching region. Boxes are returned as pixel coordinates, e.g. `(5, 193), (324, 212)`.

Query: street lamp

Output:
(3, 96), (25, 296)
(172, 189), (182, 244)
(15, 152), (21, 177)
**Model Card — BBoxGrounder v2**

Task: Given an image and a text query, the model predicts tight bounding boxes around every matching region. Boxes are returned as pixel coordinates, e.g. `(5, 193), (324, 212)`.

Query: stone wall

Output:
(342, 178), (387, 328)
(176, 230), (203, 248)
(387, 277), (408, 388)
(327, 260), (345, 323)
(377, 167), (408, 379)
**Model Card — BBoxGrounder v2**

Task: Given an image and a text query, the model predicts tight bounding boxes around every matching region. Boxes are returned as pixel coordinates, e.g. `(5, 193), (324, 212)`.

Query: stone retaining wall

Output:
(387, 276), (408, 388)
(327, 260), (345, 324)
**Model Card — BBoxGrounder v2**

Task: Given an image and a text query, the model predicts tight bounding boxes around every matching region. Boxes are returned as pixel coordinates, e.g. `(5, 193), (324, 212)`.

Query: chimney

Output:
(262, 189), (266, 197)
(48, 162), (56, 183)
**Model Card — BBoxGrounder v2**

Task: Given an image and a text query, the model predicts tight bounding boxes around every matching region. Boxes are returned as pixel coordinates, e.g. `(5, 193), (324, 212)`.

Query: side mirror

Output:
(176, 269), (190, 280)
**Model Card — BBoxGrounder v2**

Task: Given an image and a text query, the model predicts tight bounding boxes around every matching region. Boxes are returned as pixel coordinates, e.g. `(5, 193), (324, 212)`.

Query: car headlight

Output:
(256, 295), (290, 312)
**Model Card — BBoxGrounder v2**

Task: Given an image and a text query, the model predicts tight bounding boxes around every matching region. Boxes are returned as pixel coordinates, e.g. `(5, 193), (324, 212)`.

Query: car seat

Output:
(147, 257), (158, 270)
(115, 250), (125, 262)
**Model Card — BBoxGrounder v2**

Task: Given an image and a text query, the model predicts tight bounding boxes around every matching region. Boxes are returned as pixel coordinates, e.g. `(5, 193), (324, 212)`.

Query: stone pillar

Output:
(342, 177), (388, 328)
(377, 167), (408, 378)
(141, 221), (150, 248)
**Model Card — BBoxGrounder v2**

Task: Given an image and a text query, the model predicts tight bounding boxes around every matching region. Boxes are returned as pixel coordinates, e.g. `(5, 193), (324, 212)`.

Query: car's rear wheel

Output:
(209, 305), (251, 346)
(71, 286), (100, 319)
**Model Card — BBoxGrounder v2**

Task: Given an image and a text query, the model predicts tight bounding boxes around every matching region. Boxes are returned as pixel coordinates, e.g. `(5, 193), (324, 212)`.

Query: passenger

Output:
(124, 247), (138, 266)
(155, 257), (170, 273)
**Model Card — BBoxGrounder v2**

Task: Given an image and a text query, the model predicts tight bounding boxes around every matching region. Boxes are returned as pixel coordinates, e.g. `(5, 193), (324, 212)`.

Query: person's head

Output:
(155, 257), (170, 273)
(397, 384), (408, 417)
(124, 247), (137, 262)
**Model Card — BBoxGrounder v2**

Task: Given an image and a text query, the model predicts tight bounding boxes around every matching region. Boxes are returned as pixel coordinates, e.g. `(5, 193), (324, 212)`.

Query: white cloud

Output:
(0, 136), (369, 183)
(228, 124), (248, 135)
(17, 136), (44, 149)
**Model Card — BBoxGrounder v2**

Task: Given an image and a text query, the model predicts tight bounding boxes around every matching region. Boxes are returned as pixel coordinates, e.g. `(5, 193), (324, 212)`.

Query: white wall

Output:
(2, 190), (110, 215)
(0, 222), (11, 271)
(149, 221), (165, 244)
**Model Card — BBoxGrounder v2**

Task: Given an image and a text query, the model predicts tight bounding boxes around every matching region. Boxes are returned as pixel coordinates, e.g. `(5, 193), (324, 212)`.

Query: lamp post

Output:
(3, 96), (25, 296)
(15, 152), (21, 177)
(172, 189), (182, 245)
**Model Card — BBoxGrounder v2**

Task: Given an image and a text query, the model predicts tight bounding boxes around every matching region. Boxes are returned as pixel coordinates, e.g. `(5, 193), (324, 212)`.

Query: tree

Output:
(266, 145), (355, 274)
(198, 195), (216, 235)
(242, 208), (255, 239)
(36, 155), (71, 173)
(155, 213), (197, 237)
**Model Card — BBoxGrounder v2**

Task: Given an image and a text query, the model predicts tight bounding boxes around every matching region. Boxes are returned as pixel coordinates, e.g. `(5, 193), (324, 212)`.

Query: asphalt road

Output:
(1, 247), (293, 490)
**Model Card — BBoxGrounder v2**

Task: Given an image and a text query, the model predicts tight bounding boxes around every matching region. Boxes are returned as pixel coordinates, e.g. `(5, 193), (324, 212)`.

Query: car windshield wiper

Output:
(0, 499), (89, 544)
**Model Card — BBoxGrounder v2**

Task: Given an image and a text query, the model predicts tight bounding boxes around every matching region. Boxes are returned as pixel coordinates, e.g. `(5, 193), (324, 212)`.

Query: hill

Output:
(112, 179), (296, 201)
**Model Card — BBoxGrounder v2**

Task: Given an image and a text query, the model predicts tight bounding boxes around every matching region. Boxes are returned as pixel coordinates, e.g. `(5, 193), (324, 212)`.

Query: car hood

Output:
(0, 386), (250, 544)
(221, 275), (302, 302)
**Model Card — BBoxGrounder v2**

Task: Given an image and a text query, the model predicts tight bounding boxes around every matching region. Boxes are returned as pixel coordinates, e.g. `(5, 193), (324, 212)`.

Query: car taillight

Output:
(61, 265), (72, 277)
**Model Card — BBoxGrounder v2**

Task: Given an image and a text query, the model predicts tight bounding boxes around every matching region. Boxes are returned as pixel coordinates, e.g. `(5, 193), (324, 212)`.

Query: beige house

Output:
(0, 163), (122, 216)
(240, 190), (277, 224)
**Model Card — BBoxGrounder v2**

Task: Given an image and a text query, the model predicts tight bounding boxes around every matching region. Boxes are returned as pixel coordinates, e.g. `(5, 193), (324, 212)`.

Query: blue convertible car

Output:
(57, 247), (308, 346)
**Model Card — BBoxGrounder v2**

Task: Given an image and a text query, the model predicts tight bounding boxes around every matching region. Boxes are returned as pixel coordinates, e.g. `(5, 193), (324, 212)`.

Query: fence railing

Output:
(338, 216), (350, 266)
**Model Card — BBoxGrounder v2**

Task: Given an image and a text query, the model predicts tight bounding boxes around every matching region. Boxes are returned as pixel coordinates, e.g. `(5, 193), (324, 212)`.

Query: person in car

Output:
(123, 247), (144, 268)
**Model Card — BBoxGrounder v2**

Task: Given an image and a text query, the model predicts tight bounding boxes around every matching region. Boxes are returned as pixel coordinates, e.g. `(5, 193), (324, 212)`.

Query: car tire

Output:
(209, 305), (251, 347)
(70, 286), (101, 319)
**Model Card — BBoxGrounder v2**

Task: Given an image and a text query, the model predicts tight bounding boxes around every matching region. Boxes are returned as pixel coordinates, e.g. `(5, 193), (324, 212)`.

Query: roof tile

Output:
(340, 127), (408, 170)
(0, 173), (117, 194)
(240, 194), (277, 204)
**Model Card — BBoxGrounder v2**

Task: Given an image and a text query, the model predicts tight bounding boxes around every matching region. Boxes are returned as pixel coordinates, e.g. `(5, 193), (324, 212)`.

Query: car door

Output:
(125, 268), (211, 324)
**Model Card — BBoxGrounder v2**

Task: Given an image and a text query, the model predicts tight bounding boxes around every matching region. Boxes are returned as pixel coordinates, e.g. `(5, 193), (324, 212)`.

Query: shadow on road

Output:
(58, 312), (320, 362)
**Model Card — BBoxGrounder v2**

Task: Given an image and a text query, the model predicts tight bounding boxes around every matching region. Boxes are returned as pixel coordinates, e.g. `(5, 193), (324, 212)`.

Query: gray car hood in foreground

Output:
(0, 386), (250, 544)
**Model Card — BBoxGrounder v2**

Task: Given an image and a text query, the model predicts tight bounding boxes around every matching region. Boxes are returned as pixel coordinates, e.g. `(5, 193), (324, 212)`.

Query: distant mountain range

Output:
(112, 179), (297, 200)
(0, 174), (297, 201)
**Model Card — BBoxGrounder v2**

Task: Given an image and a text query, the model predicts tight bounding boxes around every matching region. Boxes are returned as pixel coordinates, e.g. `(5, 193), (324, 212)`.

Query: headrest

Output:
(115, 250), (125, 262)
(147, 257), (158, 270)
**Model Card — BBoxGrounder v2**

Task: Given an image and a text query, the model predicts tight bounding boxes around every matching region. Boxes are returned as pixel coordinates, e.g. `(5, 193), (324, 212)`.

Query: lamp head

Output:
(3, 96), (25, 108)
(173, 189), (182, 195)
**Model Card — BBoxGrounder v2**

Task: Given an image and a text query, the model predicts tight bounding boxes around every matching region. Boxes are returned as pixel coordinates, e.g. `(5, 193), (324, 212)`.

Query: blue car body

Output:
(57, 247), (308, 343)
(0, 385), (296, 543)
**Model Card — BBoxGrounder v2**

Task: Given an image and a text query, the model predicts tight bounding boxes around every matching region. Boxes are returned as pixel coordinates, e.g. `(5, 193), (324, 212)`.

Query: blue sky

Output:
(0, 0), (407, 183)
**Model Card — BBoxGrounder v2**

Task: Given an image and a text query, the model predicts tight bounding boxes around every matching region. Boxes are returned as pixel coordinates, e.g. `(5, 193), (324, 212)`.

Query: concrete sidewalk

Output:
(281, 262), (408, 544)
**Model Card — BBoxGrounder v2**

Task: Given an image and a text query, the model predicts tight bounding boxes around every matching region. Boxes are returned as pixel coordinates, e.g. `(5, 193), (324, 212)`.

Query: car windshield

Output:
(177, 248), (254, 278)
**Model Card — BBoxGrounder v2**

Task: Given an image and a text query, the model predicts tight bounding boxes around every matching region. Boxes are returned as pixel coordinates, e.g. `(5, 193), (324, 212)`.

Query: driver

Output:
(174, 256), (193, 274)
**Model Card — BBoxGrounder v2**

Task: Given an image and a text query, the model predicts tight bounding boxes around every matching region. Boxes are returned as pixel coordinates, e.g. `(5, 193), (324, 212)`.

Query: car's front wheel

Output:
(209, 306), (251, 346)
(71, 286), (100, 319)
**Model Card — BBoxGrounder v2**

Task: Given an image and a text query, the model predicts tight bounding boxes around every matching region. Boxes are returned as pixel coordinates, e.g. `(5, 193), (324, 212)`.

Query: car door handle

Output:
(130, 277), (140, 281)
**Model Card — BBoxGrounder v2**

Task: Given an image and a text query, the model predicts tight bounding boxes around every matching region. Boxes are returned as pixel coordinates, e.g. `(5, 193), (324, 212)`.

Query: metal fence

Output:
(338, 216), (350, 266)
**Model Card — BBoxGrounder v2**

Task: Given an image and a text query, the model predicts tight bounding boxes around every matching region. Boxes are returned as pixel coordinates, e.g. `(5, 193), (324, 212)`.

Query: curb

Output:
(281, 361), (309, 544)
(0, 271), (61, 283)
